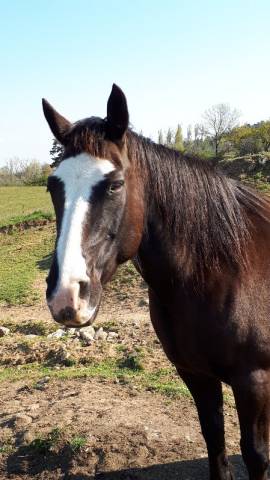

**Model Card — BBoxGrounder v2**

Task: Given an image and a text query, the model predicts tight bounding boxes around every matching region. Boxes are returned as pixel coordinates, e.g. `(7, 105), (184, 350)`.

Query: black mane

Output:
(126, 131), (270, 277)
(62, 119), (270, 276)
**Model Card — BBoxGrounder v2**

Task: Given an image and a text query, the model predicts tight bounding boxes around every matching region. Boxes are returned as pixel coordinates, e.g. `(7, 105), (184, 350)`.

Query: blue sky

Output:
(0, 0), (269, 165)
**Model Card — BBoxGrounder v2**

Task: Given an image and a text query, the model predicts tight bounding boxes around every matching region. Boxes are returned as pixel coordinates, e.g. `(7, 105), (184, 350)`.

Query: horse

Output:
(42, 84), (270, 480)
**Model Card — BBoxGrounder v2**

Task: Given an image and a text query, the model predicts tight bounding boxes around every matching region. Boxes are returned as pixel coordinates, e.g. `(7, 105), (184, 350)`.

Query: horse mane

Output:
(126, 131), (270, 277)
(61, 118), (270, 277)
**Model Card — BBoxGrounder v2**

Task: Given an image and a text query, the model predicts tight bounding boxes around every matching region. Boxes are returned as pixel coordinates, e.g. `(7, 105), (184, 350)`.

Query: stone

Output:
(47, 329), (66, 339)
(139, 298), (149, 307)
(35, 376), (50, 390)
(94, 327), (108, 341)
(14, 414), (33, 428)
(107, 331), (119, 342)
(25, 334), (38, 339)
(27, 403), (40, 412)
(79, 325), (95, 345)
(0, 326), (10, 337)
(66, 328), (76, 336)
(37, 377), (50, 385)
(59, 349), (71, 362)
(22, 430), (35, 444)
(80, 331), (94, 345)
(79, 325), (95, 337)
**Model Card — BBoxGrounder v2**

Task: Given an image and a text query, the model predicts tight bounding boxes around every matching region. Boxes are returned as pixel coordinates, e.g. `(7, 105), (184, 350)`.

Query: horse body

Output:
(42, 85), (270, 479)
(137, 218), (270, 379)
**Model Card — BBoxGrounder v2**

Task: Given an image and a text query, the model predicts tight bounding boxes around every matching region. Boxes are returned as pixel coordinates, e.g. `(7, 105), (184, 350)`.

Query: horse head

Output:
(42, 85), (144, 327)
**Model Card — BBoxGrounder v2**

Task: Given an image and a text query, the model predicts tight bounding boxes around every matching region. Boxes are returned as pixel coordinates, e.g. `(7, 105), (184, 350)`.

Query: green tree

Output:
(50, 138), (64, 167)
(256, 121), (270, 151)
(227, 124), (259, 155)
(173, 124), (184, 152)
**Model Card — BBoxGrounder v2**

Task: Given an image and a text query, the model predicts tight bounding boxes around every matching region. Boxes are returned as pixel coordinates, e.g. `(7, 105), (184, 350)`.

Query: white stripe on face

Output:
(53, 153), (115, 292)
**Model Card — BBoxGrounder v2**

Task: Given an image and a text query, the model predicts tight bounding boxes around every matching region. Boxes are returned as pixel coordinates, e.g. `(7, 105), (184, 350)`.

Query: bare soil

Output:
(0, 265), (248, 479)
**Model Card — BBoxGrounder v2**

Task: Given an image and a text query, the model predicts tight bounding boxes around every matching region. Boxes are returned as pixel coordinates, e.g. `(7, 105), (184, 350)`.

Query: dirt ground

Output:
(0, 265), (249, 479)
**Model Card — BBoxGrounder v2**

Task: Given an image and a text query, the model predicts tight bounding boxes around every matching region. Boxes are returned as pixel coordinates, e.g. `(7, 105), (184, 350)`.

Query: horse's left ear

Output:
(106, 84), (129, 141)
(42, 99), (71, 145)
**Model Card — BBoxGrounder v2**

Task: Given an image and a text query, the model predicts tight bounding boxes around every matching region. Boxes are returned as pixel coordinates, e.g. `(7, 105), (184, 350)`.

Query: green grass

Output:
(30, 427), (62, 454)
(0, 186), (54, 227)
(117, 351), (145, 371)
(0, 224), (54, 305)
(0, 362), (235, 405)
(28, 428), (87, 455)
(9, 319), (54, 336)
(69, 436), (87, 452)
(0, 359), (191, 399)
(1, 210), (54, 229)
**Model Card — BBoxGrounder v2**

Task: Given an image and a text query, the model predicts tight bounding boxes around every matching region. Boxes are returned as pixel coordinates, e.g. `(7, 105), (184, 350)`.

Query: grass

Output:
(0, 186), (54, 227)
(28, 428), (87, 455)
(1, 210), (54, 229)
(117, 351), (145, 371)
(30, 427), (62, 454)
(0, 319), (55, 336)
(69, 436), (87, 452)
(0, 224), (54, 305)
(0, 359), (191, 399)
(0, 361), (236, 405)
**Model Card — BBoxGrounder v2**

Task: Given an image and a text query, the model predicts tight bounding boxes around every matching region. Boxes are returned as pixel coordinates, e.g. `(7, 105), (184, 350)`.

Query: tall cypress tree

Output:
(174, 124), (184, 152)
(158, 129), (164, 144)
(166, 128), (173, 147)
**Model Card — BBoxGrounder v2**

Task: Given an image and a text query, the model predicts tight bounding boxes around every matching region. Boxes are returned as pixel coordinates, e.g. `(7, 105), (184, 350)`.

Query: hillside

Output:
(220, 152), (270, 192)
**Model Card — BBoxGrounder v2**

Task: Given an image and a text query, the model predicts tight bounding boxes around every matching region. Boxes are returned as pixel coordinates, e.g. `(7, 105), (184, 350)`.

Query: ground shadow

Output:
(5, 451), (249, 479)
(68, 455), (248, 479)
(37, 252), (53, 271)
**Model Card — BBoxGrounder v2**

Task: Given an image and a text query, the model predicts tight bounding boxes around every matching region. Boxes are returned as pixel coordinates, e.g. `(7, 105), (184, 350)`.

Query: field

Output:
(0, 185), (254, 479)
(0, 186), (54, 228)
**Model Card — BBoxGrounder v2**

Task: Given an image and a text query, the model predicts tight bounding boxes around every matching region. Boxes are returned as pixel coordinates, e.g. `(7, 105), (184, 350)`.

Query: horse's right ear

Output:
(106, 84), (129, 141)
(42, 99), (71, 145)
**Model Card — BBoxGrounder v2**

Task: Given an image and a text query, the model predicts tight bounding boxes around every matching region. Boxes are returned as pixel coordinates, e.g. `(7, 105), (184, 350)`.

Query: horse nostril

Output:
(62, 306), (75, 322)
(79, 281), (89, 299)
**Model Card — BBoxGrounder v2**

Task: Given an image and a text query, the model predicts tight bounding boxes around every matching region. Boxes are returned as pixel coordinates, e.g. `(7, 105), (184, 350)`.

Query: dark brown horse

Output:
(42, 85), (270, 480)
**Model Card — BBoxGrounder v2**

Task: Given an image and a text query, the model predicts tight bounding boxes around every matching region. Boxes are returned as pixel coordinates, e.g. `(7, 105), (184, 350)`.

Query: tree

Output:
(158, 129), (164, 144)
(166, 128), (173, 147)
(203, 103), (240, 157)
(227, 124), (259, 155)
(256, 121), (270, 151)
(186, 125), (192, 143)
(173, 124), (184, 152)
(23, 160), (43, 185)
(50, 138), (64, 167)
(0, 158), (51, 186)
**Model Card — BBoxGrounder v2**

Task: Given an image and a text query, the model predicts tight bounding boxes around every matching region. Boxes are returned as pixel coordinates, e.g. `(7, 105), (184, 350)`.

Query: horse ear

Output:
(42, 99), (71, 145)
(106, 84), (129, 141)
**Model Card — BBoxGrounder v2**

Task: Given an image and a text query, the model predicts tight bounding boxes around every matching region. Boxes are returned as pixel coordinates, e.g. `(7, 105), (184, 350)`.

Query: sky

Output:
(0, 0), (269, 165)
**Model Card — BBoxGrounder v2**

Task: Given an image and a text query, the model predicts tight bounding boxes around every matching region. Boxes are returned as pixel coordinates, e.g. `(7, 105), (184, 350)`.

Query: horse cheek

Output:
(118, 193), (144, 262)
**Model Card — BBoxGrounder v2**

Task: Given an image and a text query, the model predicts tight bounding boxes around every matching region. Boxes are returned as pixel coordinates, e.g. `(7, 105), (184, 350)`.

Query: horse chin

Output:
(78, 303), (99, 327)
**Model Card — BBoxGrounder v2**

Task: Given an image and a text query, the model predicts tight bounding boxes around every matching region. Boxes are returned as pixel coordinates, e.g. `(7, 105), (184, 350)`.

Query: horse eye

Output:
(108, 180), (124, 194)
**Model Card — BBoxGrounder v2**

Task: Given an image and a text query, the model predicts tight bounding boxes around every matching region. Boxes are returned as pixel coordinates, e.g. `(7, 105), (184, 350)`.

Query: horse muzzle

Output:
(47, 282), (101, 327)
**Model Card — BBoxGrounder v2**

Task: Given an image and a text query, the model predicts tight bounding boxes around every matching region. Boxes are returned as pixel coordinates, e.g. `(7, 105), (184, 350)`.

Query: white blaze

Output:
(53, 153), (115, 291)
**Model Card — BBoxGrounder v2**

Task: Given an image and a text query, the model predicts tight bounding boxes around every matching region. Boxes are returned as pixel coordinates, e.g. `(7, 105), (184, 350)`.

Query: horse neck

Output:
(128, 136), (187, 284)
(127, 133), (253, 287)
